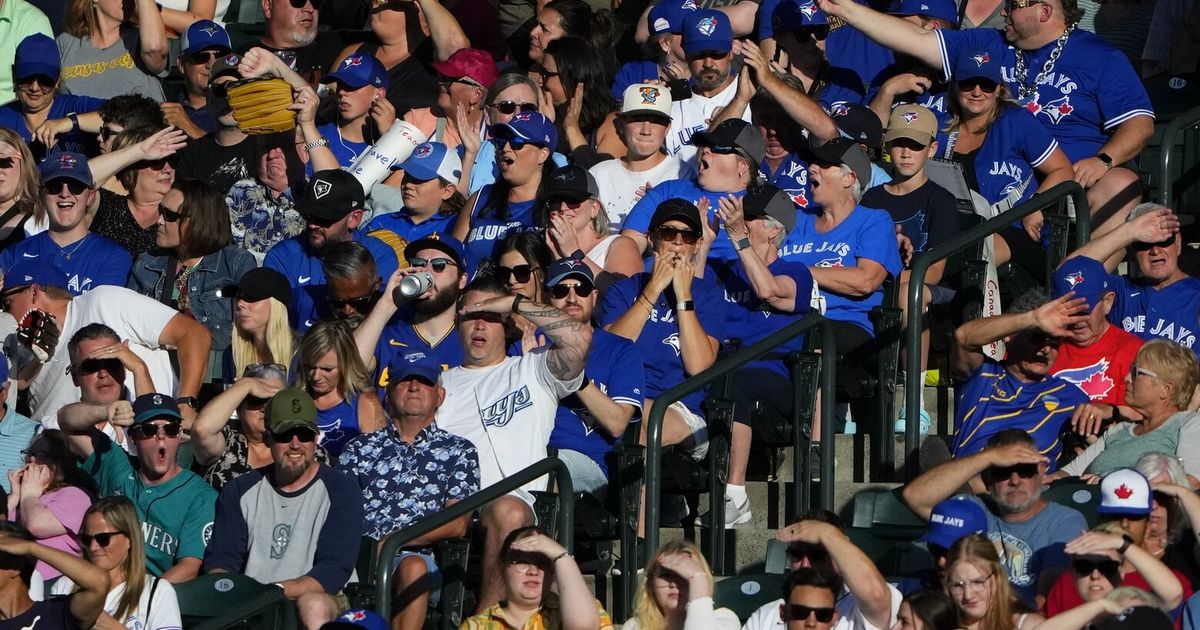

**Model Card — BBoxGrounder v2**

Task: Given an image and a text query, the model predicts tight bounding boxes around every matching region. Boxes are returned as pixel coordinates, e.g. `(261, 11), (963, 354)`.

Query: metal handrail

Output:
(903, 181), (1091, 479)
(644, 313), (837, 556)
(1155, 104), (1200, 207)
(373, 457), (574, 618)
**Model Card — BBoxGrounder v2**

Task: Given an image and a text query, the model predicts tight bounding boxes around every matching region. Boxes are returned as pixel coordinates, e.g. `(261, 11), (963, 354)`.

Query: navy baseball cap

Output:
(322, 609), (388, 630)
(322, 54), (388, 90)
(891, 0), (958, 23)
(490, 112), (558, 150)
(952, 47), (1002, 84)
(14, 34), (59, 83)
(546, 257), (595, 286)
(131, 393), (183, 425)
(181, 20), (232, 58)
(682, 9), (733, 57)
(649, 0), (701, 36)
(7, 260), (69, 291)
(396, 142), (462, 183)
(39, 151), (94, 188)
(918, 497), (987, 549)
(830, 102), (883, 149)
(385, 359), (441, 387)
(772, 0), (829, 33)
(1052, 256), (1112, 313)
(404, 234), (466, 270)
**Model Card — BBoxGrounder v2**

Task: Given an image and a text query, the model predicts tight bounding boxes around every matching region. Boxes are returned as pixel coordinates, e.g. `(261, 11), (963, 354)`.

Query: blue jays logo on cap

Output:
(561, 258), (585, 270)
(971, 52), (990, 66)
(343, 56), (363, 68)
(901, 110), (919, 124)
(639, 86), (661, 104)
(513, 112), (534, 123)
(414, 144), (433, 158)
(697, 16), (718, 35)
(799, 1), (818, 18)
(342, 611), (367, 622)
(1065, 271), (1084, 288)
(200, 25), (219, 36)
(829, 102), (850, 117)
(682, 0), (698, 7)
(56, 153), (77, 169)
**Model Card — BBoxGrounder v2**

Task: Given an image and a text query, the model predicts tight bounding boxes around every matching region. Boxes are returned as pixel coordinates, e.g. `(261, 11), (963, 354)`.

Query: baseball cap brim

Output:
(42, 170), (94, 188)
(683, 40), (732, 57)
(650, 206), (702, 232)
(916, 529), (957, 549)
(398, 162), (442, 181)
(15, 63), (59, 82)
(296, 198), (351, 222)
(388, 362), (441, 386)
(322, 72), (371, 90)
(883, 127), (934, 146)
(134, 407), (183, 425)
(619, 107), (673, 122)
(404, 237), (464, 268)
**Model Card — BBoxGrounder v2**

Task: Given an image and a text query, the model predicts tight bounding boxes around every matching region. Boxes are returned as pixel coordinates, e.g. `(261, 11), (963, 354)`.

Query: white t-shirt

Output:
(621, 597), (740, 630)
(590, 156), (697, 232)
(436, 349), (582, 494)
(741, 584), (903, 630)
(665, 79), (753, 166)
(28, 285), (179, 421)
(52, 575), (182, 630)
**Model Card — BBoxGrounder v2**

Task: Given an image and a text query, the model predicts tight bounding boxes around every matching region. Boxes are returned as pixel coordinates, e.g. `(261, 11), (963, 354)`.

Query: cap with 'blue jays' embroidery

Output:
(322, 54), (389, 90)
(682, 9), (733, 56)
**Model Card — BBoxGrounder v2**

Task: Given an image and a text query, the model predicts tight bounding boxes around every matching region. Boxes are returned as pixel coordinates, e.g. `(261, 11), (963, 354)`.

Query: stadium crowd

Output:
(0, 0), (1195, 625)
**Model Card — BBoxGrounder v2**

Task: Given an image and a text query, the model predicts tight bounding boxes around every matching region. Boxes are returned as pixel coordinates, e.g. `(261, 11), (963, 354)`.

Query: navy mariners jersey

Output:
(779, 205), (902, 333)
(1106, 271), (1200, 355)
(936, 105), (1058, 206)
(623, 178), (747, 262)
(762, 154), (814, 211)
(599, 271), (726, 413)
(713, 258), (814, 378)
(951, 358), (1087, 470)
(463, 185), (538, 278)
(1, 232), (131, 295)
(936, 28), (1154, 162)
(365, 210), (456, 246)
(373, 316), (463, 390)
(263, 230), (400, 332)
(548, 329), (645, 474)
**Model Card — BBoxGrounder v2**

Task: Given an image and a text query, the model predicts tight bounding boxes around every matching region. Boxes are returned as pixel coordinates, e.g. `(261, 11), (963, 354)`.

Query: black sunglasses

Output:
(17, 75), (55, 89)
(0, 157), (15, 169)
(130, 422), (182, 440)
(1133, 234), (1176, 251)
(305, 214), (341, 228)
(327, 293), (376, 310)
(44, 179), (88, 196)
(287, 0), (322, 8)
(99, 126), (122, 141)
(73, 358), (123, 376)
(460, 311), (506, 324)
(688, 50), (729, 61)
(1072, 558), (1121, 577)
(959, 77), (999, 93)
(492, 101), (538, 115)
(494, 264), (537, 284)
(243, 395), (270, 410)
(409, 257), (459, 273)
(79, 531), (125, 548)
(787, 542), (831, 565)
(984, 463), (1039, 482)
(787, 605), (837, 622)
(549, 282), (594, 299)
(271, 427), (318, 443)
(185, 50), (227, 65)
(144, 157), (176, 172)
(537, 68), (560, 82)
(493, 136), (540, 151)
(1, 286), (31, 311)
(655, 225), (701, 244)
(159, 205), (188, 223)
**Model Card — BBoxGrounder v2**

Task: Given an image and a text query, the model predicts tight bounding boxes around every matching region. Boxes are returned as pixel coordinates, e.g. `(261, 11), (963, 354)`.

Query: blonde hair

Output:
(632, 540), (714, 630)
(1107, 586), (1166, 611)
(298, 319), (372, 400)
(0, 131), (44, 227)
(65, 0), (100, 38)
(81, 497), (145, 621)
(944, 83), (1015, 137)
(232, 298), (294, 378)
(1136, 339), (1199, 409)
(944, 534), (1025, 630)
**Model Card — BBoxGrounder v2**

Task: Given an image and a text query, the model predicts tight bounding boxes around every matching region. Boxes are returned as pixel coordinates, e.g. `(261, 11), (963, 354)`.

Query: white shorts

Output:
(670, 401), (709, 460)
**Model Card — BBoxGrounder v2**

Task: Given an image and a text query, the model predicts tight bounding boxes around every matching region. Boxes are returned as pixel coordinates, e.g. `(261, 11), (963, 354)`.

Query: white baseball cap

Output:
(620, 83), (673, 121)
(1098, 468), (1152, 517)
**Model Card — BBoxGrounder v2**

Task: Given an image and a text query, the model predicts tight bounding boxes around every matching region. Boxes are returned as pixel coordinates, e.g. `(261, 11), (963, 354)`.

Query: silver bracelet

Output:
(303, 137), (328, 151)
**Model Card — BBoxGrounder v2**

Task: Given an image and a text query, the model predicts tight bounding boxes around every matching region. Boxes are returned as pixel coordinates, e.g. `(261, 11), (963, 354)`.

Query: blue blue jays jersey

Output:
(713, 258), (814, 377)
(936, 104), (1059, 206)
(763, 154), (814, 211)
(952, 359), (1087, 469)
(623, 178), (748, 262)
(463, 185), (538, 278)
(599, 271), (726, 413)
(373, 316), (463, 391)
(1106, 271), (1200, 355)
(365, 210), (456, 246)
(315, 397), (361, 458)
(263, 230), (400, 332)
(825, 24), (894, 98)
(0, 94), (106, 158)
(548, 329), (645, 474)
(937, 29), (1155, 162)
(778, 205), (902, 333)
(310, 122), (368, 172)
(1, 232), (132, 296)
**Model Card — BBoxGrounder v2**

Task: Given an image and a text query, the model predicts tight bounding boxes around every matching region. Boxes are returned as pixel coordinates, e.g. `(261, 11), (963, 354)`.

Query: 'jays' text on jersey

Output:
(665, 79), (753, 166)
(713, 257), (814, 378)
(1050, 324), (1142, 406)
(762, 153), (814, 211)
(622, 178), (748, 261)
(935, 105), (1059, 207)
(1, 232), (132, 295)
(548, 329), (645, 475)
(778, 205), (902, 334)
(1104, 269), (1200, 355)
(951, 359), (1088, 469)
(937, 28), (1154, 162)
(462, 185), (539, 279)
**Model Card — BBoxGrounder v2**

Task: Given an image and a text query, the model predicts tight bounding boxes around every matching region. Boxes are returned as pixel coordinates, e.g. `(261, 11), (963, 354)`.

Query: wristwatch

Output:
(1096, 152), (1114, 169)
(733, 236), (751, 251)
(303, 137), (329, 152)
(68, 113), (80, 133)
(1117, 534), (1134, 555)
(576, 376), (591, 392)
(676, 300), (696, 312)
(177, 396), (200, 409)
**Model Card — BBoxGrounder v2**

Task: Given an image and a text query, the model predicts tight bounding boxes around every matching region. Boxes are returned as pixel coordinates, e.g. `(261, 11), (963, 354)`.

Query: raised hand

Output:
(1031, 292), (1090, 337)
(1127, 207), (1181, 245)
(370, 95), (397, 135)
(646, 253), (676, 297)
(456, 101), (482, 157)
(290, 85), (320, 127)
(136, 126), (188, 161)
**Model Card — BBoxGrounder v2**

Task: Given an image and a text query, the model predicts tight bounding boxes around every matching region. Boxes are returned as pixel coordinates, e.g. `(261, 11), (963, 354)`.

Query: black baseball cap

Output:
(743, 185), (797, 233)
(298, 169), (365, 223)
(692, 119), (767, 165)
(649, 198), (702, 233)
(544, 165), (600, 202)
(229, 267), (292, 304)
(830, 102), (883, 149)
(810, 137), (873, 188)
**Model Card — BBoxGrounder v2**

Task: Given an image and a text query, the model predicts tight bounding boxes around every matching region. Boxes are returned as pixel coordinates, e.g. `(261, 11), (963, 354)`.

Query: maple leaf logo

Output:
(1079, 371), (1115, 399)
(1054, 358), (1114, 400)
(1065, 271), (1083, 288)
(1114, 483), (1134, 499)
(790, 191), (809, 207)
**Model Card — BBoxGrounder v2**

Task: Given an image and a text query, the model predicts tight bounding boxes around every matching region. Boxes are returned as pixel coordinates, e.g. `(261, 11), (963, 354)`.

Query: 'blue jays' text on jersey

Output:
(263, 230), (401, 332)
(778, 205), (902, 334)
(365, 210), (457, 247)
(548, 329), (645, 475)
(713, 258), (814, 378)
(762, 153), (814, 211)
(1, 232), (132, 295)
(372, 316), (464, 391)
(952, 359), (1087, 470)
(463, 185), (539, 279)
(1104, 270), (1200, 355)
(622, 178), (747, 262)
(936, 104), (1059, 206)
(599, 271), (726, 414)
(936, 28), (1154, 162)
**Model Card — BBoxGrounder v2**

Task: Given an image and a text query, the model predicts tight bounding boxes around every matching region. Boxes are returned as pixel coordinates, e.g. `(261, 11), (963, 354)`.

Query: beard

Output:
(275, 450), (313, 485)
(693, 68), (726, 92)
(413, 283), (459, 316)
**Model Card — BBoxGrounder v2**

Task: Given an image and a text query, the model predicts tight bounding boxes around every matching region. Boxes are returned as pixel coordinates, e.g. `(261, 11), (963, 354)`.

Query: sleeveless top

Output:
(586, 234), (619, 269)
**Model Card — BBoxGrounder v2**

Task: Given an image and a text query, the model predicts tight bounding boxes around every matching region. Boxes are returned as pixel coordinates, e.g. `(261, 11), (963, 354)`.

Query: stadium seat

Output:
(714, 573), (787, 623)
(844, 527), (935, 581)
(174, 573), (295, 630)
(1043, 480), (1102, 528)
(845, 487), (926, 535)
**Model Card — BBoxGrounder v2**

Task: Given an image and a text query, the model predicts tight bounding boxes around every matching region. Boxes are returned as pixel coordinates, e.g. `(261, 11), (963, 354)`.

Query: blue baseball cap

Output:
(1052, 256), (1113, 313)
(682, 9), (733, 56)
(404, 233), (466, 270)
(546, 257), (595, 286)
(772, 0), (829, 33)
(385, 358), (441, 387)
(39, 151), (94, 188)
(322, 54), (389, 90)
(952, 47), (1002, 84)
(131, 393), (183, 426)
(489, 112), (558, 150)
(891, 0), (958, 24)
(648, 0), (702, 36)
(322, 609), (388, 630)
(6, 260), (69, 291)
(14, 34), (60, 83)
(0, 351), (10, 383)
(396, 142), (462, 183)
(181, 20), (232, 58)
(919, 497), (987, 549)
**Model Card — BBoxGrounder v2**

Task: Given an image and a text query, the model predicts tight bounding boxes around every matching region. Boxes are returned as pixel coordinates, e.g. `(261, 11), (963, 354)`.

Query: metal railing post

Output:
(1156, 105), (1200, 208)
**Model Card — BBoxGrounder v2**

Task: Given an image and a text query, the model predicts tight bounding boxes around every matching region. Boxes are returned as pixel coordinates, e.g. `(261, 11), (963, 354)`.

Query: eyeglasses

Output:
(493, 136), (540, 151)
(159, 205), (188, 223)
(786, 605), (837, 622)
(492, 101), (538, 115)
(1, 286), (31, 311)
(654, 225), (701, 244)
(494, 264), (537, 284)
(959, 77), (999, 93)
(409, 257), (459, 273)
(460, 311), (506, 324)
(549, 282), (594, 299)
(1004, 0), (1045, 10)
(1130, 362), (1159, 379)
(270, 427), (318, 443)
(537, 68), (560, 82)
(17, 76), (55, 90)
(44, 179), (88, 196)
(99, 126), (123, 141)
(185, 50), (227, 65)
(948, 574), (992, 593)
(79, 531), (125, 548)
(20, 449), (49, 463)
(327, 293), (376, 310)
(130, 422), (183, 440)
(1132, 234), (1176, 251)
(0, 157), (17, 170)
(688, 50), (729, 61)
(1072, 558), (1121, 576)
(72, 358), (123, 376)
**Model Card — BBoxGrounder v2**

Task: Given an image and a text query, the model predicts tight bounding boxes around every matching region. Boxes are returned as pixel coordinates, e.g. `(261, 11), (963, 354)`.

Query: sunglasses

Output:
(959, 77), (999, 93)
(983, 463), (1039, 482)
(494, 264), (538, 284)
(286, 0), (322, 8)
(99, 126), (123, 141)
(17, 75), (55, 89)
(409, 256), (458, 273)
(327, 293), (376, 310)
(1004, 0), (1045, 9)
(537, 68), (560, 82)
(787, 542), (831, 566)
(79, 531), (125, 548)
(73, 358), (123, 376)
(787, 605), (836, 622)
(492, 101), (538, 115)
(688, 50), (729, 61)
(549, 282), (594, 299)
(243, 395), (270, 410)
(186, 50), (227, 65)
(130, 422), (182, 440)
(460, 311), (506, 324)
(1072, 558), (1121, 577)
(1, 286), (30, 311)
(159, 205), (188, 223)
(271, 427), (318, 443)
(493, 136), (541, 151)
(655, 225), (701, 244)
(1130, 362), (1159, 379)
(1132, 234), (1176, 251)
(44, 179), (88, 196)
(305, 214), (342, 228)
(0, 157), (16, 170)
(144, 157), (176, 172)
(20, 449), (50, 463)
